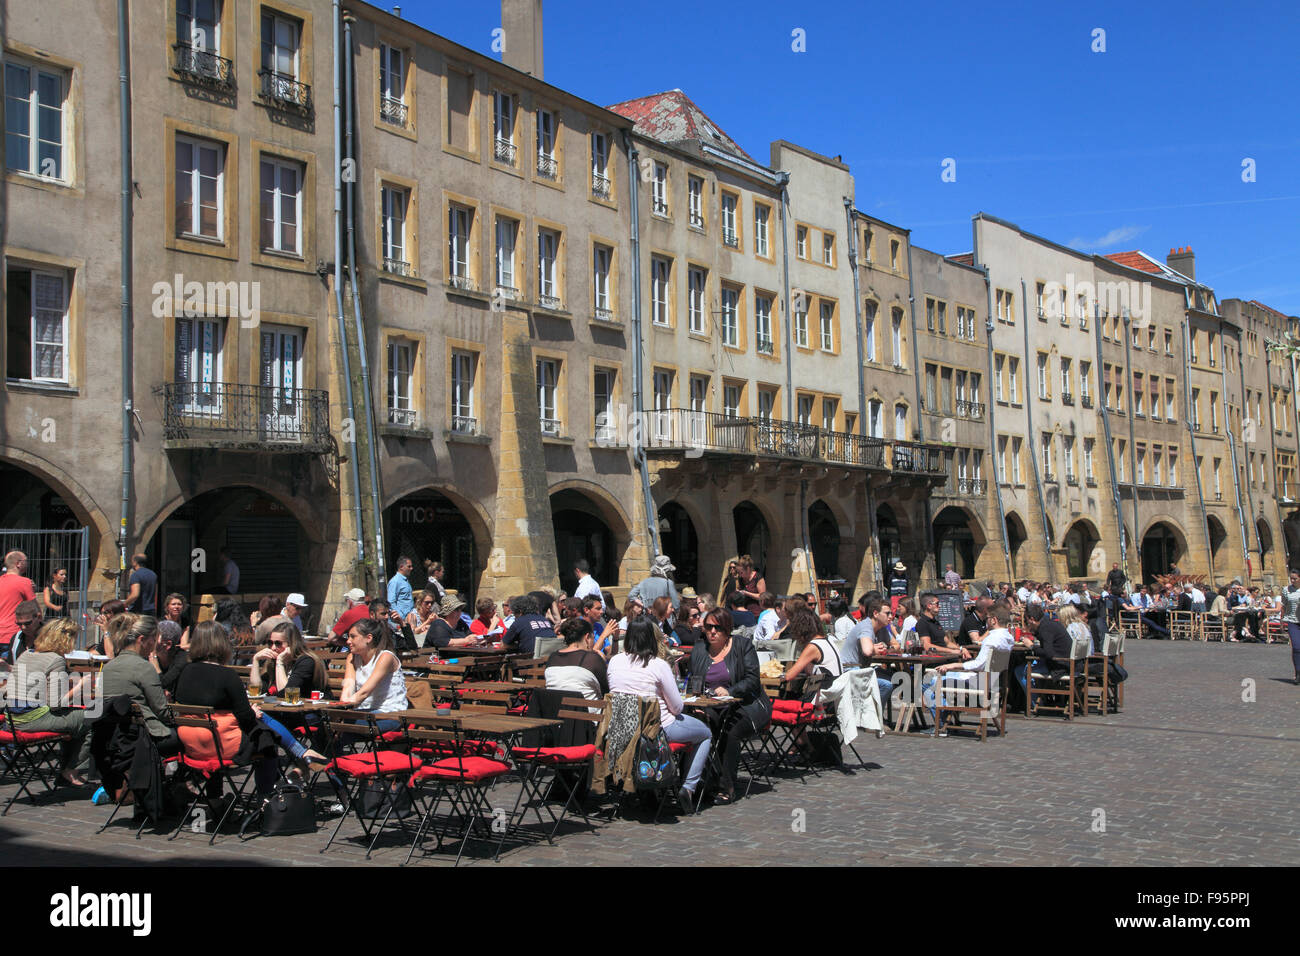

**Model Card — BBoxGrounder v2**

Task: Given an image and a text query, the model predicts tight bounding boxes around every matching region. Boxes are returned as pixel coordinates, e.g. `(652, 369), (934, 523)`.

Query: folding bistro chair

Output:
(1085, 629), (1125, 715)
(0, 707), (72, 814)
(96, 702), (181, 838)
(933, 647), (1011, 740)
(508, 695), (607, 842)
(1117, 609), (1143, 642)
(1026, 634), (1091, 720)
(168, 704), (260, 844)
(1168, 610), (1196, 641)
(403, 722), (513, 866)
(317, 709), (423, 857)
(750, 673), (825, 784)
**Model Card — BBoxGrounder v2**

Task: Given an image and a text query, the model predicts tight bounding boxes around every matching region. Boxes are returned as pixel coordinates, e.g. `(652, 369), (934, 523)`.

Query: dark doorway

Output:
(808, 500), (840, 578)
(1064, 521), (1099, 578)
(658, 502), (699, 590)
(1141, 522), (1183, 583)
(386, 492), (478, 605)
(552, 490), (617, 597)
(733, 501), (770, 576)
(1005, 513), (1028, 579)
(933, 507), (977, 579)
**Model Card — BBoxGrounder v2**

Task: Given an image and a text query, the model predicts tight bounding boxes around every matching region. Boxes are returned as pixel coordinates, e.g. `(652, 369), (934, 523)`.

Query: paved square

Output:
(2, 640), (1296, 866)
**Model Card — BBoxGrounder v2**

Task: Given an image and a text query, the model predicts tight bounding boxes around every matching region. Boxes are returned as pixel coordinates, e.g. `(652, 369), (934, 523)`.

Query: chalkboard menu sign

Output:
(933, 591), (966, 634)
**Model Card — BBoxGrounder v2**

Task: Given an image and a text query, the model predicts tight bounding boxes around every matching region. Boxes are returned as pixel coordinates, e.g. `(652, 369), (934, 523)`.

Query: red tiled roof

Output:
(1249, 299), (1288, 318)
(606, 89), (756, 164)
(1103, 251), (1162, 274)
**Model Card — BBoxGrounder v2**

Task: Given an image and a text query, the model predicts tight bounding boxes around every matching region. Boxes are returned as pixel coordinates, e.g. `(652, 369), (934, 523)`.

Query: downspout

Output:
(843, 201), (866, 440)
(1182, 320), (1213, 579)
(1094, 303), (1128, 575)
(1221, 323), (1254, 576)
(1121, 312), (1139, 573)
(333, 0), (365, 573)
(624, 131), (658, 557)
(117, 0), (134, 595)
(1020, 280), (1053, 571)
(777, 173), (794, 421)
(905, 235), (934, 581)
(343, 13), (386, 584)
(974, 260), (1012, 581)
(1245, 325), (1273, 578)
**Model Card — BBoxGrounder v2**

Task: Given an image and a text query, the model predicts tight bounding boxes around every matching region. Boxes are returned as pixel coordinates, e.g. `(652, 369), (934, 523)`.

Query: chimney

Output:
(501, 0), (543, 80)
(1167, 245), (1195, 279)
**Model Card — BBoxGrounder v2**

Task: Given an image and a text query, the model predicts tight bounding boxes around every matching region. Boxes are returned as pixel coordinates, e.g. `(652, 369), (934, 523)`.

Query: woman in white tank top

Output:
(342, 618), (407, 715)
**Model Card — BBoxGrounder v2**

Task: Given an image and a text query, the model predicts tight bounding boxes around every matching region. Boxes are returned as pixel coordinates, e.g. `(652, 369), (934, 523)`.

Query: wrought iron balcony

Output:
(756, 337), (774, 355)
(592, 307), (618, 324)
(494, 284), (519, 302)
(157, 382), (331, 453)
(653, 199), (669, 216)
(536, 153), (559, 179)
(1060, 314), (1071, 326)
(494, 137), (517, 165)
(258, 69), (312, 111)
(722, 230), (739, 248)
(537, 293), (563, 311)
(1087, 476), (1097, 487)
(958, 478), (986, 495)
(689, 212), (705, 228)
(540, 417), (563, 437)
(388, 406), (419, 428)
(956, 399), (984, 419)
(451, 415), (478, 435)
(446, 273), (477, 292)
(1066, 474), (1079, 486)
(172, 43), (235, 90)
(384, 258), (415, 277)
(1061, 391), (1074, 405)
(380, 95), (408, 126)
(591, 173), (611, 199)
(1081, 394), (1094, 408)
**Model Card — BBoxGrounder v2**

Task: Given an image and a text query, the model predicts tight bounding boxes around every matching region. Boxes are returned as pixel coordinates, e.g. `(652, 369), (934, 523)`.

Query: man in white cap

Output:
(331, 587), (370, 640)
(282, 593), (309, 632)
(628, 554), (680, 613)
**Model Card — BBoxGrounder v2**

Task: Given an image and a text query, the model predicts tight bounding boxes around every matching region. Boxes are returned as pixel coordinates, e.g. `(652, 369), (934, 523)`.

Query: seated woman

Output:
(598, 596), (645, 659)
(252, 621), (328, 699)
(607, 619), (711, 812)
(784, 607), (843, 695)
(174, 621), (324, 796)
(406, 591), (440, 644)
(89, 600), (127, 655)
(100, 615), (180, 759)
(160, 592), (191, 648)
(1057, 604), (1093, 655)
(339, 618), (407, 732)
(830, 598), (856, 643)
(10, 618), (92, 786)
(469, 597), (504, 638)
(544, 617), (609, 700)
(686, 608), (770, 804)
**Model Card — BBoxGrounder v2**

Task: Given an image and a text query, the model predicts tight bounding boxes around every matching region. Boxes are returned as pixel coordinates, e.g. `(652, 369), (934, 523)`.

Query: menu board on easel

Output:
(934, 591), (965, 635)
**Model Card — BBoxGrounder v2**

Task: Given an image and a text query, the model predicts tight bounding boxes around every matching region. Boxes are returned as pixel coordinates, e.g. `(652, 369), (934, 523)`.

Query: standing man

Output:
(943, 564), (962, 590)
(219, 548), (240, 595)
(1104, 562), (1126, 625)
(0, 550), (35, 656)
(125, 552), (158, 616)
(573, 558), (605, 608)
(628, 554), (680, 612)
(387, 555), (415, 622)
(888, 562), (909, 611)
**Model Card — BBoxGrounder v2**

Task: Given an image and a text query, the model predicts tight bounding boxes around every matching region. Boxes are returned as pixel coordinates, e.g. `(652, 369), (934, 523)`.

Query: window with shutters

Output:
(387, 339), (416, 427)
(450, 349), (477, 434)
(445, 66), (474, 154)
(378, 43), (409, 129)
(5, 267), (70, 384)
(864, 301), (877, 361)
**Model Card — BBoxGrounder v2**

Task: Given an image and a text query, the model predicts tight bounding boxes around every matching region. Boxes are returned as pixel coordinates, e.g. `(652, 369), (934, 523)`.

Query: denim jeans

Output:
(921, 672), (976, 723)
(663, 713), (711, 794)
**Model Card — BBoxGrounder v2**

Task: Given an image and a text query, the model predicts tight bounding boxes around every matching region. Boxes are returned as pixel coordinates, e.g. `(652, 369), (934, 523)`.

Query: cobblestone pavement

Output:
(2, 639), (1296, 867)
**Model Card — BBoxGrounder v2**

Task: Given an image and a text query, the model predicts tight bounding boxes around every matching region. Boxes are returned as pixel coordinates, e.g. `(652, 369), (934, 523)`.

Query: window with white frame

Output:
(1041, 433), (1053, 476)
(1210, 391), (1219, 431)
(890, 239), (900, 271)
(894, 404), (908, 440)
(723, 383), (741, 419)
(688, 176), (704, 227)
(795, 226), (808, 259)
(4, 60), (67, 181)
(260, 11), (303, 102)
(822, 397), (837, 432)
(653, 369), (674, 439)
(794, 301), (808, 348)
(688, 267), (707, 334)
(537, 228), (560, 307)
(994, 355), (1005, 402)
(721, 193), (738, 247)
(1153, 448), (1163, 485)
(891, 309), (903, 366)
(177, 0), (221, 53)
(1008, 357), (1020, 404)
(174, 313), (223, 410)
(1167, 448), (1178, 486)
(1037, 353), (1049, 399)
(797, 395), (814, 426)
(819, 301), (834, 352)
(758, 388), (776, 422)
(492, 90), (516, 164)
(535, 109), (557, 178)
(590, 132), (610, 197)
(651, 257), (671, 327)
(448, 205), (473, 286)
(754, 204), (770, 256)
(495, 217), (517, 295)
(386, 339), (416, 426)
(379, 184), (408, 270)
(1133, 372), (1145, 415)
(1116, 441), (1126, 480)
(1011, 437), (1023, 483)
(822, 233), (835, 266)
(176, 135), (225, 239)
(1136, 445), (1146, 484)
(1084, 437), (1095, 479)
(258, 157), (302, 255)
(593, 366), (615, 439)
(592, 244), (612, 318)
(868, 399), (883, 438)
(720, 286), (739, 348)
(450, 349), (476, 432)
(652, 162), (668, 215)
(379, 44), (406, 125)
(755, 294), (773, 354)
(864, 302), (877, 361)
(1081, 361), (1091, 402)
(1063, 435), (1075, 480)
(537, 358), (560, 433)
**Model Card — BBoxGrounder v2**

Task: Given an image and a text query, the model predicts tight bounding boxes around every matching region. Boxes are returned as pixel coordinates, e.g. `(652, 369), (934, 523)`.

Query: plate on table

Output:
(247, 693), (266, 700)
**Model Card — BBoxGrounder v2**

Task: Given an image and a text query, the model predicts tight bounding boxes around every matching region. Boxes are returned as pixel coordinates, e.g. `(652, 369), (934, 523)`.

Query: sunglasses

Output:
(704, 623), (726, 632)
(269, 639), (286, 648)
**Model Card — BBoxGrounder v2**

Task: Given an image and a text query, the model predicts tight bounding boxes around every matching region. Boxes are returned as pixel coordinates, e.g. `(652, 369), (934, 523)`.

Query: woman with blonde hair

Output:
(8, 618), (92, 785)
(1057, 604), (1094, 655)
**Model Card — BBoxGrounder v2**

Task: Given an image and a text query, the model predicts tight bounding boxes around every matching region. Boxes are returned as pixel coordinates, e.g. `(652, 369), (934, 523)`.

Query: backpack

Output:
(632, 729), (678, 791)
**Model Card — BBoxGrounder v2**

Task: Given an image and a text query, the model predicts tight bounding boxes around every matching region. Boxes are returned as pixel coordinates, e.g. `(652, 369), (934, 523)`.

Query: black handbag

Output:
(240, 783), (317, 839)
(632, 730), (678, 791)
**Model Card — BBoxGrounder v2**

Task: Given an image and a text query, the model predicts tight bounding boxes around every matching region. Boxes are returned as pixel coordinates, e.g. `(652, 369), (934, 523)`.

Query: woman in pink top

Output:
(606, 619), (711, 810)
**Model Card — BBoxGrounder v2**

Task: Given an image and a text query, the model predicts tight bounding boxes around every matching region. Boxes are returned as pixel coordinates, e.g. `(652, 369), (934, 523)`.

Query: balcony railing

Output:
(172, 44), (235, 90)
(451, 415), (478, 435)
(1062, 392), (1074, 405)
(756, 337), (774, 355)
(494, 138), (517, 165)
(642, 409), (944, 475)
(689, 212), (705, 228)
(592, 307), (618, 324)
(722, 230), (739, 249)
(1081, 394), (1094, 408)
(494, 284), (519, 302)
(380, 96), (408, 126)
(653, 199), (669, 216)
(388, 406), (418, 428)
(537, 293), (563, 311)
(536, 153), (558, 179)
(540, 417), (563, 437)
(957, 478), (986, 495)
(258, 69), (312, 111)
(1066, 474), (1079, 486)
(956, 399), (984, 419)
(446, 273), (477, 292)
(384, 258), (414, 277)
(591, 173), (611, 199)
(157, 382), (331, 452)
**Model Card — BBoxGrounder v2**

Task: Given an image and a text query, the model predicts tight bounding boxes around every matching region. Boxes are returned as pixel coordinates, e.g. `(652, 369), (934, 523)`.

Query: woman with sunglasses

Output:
(686, 608), (770, 804)
(600, 596), (645, 659)
(673, 600), (704, 650)
(405, 590), (440, 643)
(251, 621), (328, 699)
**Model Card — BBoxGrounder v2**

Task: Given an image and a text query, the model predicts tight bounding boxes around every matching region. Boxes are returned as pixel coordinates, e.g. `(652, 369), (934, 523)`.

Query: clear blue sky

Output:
(397, 0), (1300, 313)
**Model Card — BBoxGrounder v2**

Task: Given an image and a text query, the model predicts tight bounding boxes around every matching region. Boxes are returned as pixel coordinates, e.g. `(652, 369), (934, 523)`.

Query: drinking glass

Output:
(285, 687), (300, 705)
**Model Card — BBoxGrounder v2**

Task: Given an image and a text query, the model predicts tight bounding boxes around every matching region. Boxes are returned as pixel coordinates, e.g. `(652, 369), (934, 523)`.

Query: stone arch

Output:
(549, 479), (636, 595)
(0, 447), (113, 542)
(1063, 518), (1102, 578)
(383, 480), (494, 563)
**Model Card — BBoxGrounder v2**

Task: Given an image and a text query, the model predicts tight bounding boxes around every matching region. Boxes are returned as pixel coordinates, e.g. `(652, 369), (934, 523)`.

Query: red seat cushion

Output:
(772, 699), (815, 714)
(331, 750), (423, 777)
(413, 739), (502, 759)
(668, 741), (690, 753)
(0, 729), (67, 744)
(511, 744), (598, 764)
(768, 710), (807, 726)
(506, 704), (528, 715)
(379, 730), (404, 743)
(181, 755), (237, 774)
(411, 756), (511, 784)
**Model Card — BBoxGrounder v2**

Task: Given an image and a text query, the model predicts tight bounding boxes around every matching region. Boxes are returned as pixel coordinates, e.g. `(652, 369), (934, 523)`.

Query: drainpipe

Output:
(624, 131), (659, 557)
(1093, 302), (1128, 575)
(777, 173), (794, 421)
(843, 201), (866, 438)
(333, 0), (366, 574)
(905, 236), (934, 581)
(343, 14), (386, 585)
(1221, 323), (1254, 577)
(1020, 280), (1053, 571)
(1121, 312), (1140, 573)
(117, 0), (134, 595)
(973, 259), (1011, 581)
(1244, 324), (1273, 578)
(1182, 320), (1213, 579)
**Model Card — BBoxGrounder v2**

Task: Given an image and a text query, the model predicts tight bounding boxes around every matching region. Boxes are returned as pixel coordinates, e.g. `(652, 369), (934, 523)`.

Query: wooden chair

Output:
(934, 646), (1011, 740)
(1085, 629), (1124, 715)
(1168, 610), (1197, 641)
(1026, 634), (1091, 720)
(1117, 609), (1143, 642)
(510, 660), (548, 682)
(1201, 615), (1228, 642)
(456, 691), (511, 713)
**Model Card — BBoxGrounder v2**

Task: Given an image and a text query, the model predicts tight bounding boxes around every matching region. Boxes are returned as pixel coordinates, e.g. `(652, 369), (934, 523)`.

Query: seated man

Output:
(1014, 603), (1074, 691)
(914, 592), (966, 658)
(839, 598), (896, 702)
(959, 597), (992, 646)
(727, 591), (758, 628)
(922, 601), (1020, 731)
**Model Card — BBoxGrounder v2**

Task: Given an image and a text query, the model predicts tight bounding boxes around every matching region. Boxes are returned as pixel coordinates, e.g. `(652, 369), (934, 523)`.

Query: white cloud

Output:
(1068, 225), (1148, 250)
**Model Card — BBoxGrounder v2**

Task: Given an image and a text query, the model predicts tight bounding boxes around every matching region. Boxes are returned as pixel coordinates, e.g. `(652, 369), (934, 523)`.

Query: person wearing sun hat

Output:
(628, 554), (681, 613)
(424, 594), (478, 651)
(888, 561), (909, 612)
